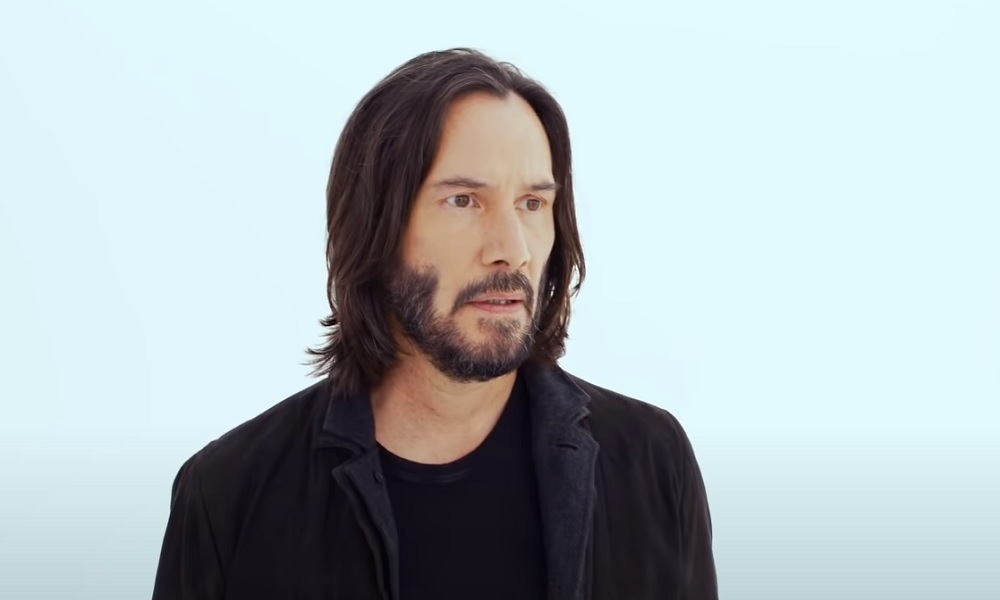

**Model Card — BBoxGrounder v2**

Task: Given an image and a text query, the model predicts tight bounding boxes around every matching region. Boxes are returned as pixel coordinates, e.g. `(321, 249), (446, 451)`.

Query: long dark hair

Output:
(306, 48), (586, 394)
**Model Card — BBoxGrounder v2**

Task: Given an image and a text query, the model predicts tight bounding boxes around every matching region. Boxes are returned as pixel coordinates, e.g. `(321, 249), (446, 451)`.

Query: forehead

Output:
(429, 92), (553, 181)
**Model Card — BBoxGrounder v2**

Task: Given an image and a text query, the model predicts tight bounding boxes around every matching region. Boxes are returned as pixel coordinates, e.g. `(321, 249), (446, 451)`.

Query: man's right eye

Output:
(445, 194), (474, 208)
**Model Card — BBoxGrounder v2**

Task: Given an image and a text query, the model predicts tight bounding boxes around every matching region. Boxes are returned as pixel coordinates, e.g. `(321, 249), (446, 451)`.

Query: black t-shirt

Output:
(378, 376), (547, 600)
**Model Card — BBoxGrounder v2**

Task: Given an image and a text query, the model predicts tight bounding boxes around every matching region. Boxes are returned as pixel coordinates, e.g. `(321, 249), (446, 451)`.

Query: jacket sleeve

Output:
(678, 429), (719, 599)
(151, 457), (226, 600)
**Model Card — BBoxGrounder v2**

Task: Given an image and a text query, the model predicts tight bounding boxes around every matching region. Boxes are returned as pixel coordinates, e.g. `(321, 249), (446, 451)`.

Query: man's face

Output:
(386, 92), (557, 382)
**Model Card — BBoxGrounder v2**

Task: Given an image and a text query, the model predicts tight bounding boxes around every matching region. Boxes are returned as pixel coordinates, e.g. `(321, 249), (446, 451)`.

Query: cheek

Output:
(414, 242), (474, 312)
(406, 223), (463, 269)
(530, 218), (557, 272)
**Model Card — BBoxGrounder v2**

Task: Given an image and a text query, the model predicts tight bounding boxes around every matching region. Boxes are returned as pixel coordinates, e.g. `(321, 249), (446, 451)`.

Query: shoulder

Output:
(175, 377), (333, 497)
(568, 373), (690, 445)
(158, 378), (335, 573)
(565, 374), (718, 591)
(565, 372), (701, 484)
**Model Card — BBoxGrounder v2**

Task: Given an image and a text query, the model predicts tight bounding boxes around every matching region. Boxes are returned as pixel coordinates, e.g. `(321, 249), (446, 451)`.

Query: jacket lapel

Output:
(523, 363), (600, 600)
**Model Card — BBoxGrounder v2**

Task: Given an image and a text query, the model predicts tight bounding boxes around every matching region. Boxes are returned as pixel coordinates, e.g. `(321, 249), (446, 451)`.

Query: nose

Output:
(481, 205), (531, 270)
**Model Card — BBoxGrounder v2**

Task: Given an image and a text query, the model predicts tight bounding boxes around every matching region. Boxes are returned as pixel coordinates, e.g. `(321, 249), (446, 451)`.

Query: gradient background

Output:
(1, 0), (997, 598)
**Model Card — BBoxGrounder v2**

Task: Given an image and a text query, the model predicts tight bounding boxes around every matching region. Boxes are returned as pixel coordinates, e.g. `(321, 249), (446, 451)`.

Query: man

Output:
(152, 48), (717, 600)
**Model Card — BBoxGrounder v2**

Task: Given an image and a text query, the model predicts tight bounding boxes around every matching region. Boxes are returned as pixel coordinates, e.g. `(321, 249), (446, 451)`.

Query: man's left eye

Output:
(522, 198), (543, 211)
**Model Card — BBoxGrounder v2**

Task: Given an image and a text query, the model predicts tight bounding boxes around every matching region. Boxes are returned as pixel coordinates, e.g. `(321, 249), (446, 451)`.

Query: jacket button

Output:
(373, 471), (385, 483)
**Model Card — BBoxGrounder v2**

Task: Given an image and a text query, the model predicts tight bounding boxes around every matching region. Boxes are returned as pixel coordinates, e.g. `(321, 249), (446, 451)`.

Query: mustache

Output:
(452, 271), (535, 314)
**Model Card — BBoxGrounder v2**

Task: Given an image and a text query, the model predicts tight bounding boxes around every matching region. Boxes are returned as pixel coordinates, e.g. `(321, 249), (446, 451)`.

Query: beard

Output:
(385, 262), (539, 383)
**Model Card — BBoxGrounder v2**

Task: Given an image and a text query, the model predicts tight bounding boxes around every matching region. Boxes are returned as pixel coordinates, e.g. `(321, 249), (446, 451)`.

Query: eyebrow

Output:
(430, 176), (560, 194)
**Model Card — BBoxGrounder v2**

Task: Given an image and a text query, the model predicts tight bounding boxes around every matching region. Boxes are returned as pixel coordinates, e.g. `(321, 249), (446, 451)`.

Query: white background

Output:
(1, 1), (998, 598)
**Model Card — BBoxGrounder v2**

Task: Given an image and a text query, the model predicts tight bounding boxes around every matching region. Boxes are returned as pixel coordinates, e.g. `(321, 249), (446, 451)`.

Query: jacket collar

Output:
(314, 361), (590, 451)
(314, 381), (375, 452)
(522, 361), (600, 600)
(314, 360), (600, 600)
(315, 360), (593, 446)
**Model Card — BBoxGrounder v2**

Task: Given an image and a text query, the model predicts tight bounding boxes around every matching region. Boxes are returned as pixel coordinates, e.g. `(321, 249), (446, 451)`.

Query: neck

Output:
(370, 348), (518, 464)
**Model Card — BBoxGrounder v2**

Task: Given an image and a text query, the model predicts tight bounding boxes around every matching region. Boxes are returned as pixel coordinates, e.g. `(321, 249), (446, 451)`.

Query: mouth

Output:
(466, 297), (525, 314)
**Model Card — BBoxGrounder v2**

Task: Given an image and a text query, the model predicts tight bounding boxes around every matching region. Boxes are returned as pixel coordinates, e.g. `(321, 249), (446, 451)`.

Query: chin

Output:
(472, 316), (526, 337)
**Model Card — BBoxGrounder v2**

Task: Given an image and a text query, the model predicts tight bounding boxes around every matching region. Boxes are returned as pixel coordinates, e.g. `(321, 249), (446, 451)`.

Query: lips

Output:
(471, 299), (521, 306)
(455, 276), (534, 314)
(468, 294), (525, 304)
(465, 294), (526, 314)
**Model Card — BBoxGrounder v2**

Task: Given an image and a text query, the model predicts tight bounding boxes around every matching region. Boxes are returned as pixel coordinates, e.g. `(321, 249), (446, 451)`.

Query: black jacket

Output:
(151, 361), (718, 599)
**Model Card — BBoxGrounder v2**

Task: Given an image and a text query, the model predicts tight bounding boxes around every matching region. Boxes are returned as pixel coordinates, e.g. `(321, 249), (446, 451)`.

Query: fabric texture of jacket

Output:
(151, 360), (718, 599)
